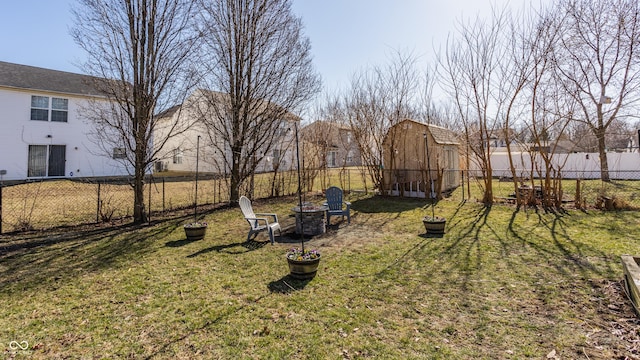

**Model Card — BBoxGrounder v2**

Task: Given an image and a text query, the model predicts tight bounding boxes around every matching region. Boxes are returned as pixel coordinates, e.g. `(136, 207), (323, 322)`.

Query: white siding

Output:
(0, 87), (130, 180)
(479, 151), (640, 179)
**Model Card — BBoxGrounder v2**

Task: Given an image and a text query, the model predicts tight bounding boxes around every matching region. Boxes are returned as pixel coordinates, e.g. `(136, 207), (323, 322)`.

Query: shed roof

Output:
(427, 124), (460, 145)
(398, 119), (460, 145)
(0, 61), (107, 97)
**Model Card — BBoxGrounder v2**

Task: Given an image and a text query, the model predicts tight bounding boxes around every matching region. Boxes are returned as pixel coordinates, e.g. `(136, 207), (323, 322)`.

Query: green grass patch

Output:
(1, 195), (639, 358)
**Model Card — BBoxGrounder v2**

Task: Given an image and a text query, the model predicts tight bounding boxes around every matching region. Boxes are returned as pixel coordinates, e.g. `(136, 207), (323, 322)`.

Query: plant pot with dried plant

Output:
(423, 215), (446, 234)
(183, 221), (208, 241)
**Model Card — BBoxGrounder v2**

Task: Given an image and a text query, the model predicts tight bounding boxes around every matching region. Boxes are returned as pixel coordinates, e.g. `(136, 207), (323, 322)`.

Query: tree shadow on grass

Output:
(505, 207), (614, 278)
(187, 238), (269, 257)
(165, 238), (201, 247)
(348, 196), (441, 231)
(430, 203), (616, 301)
(0, 220), (180, 292)
(350, 196), (434, 214)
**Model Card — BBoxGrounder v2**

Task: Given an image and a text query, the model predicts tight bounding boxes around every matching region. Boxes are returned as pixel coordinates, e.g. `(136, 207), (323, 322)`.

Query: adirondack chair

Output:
(324, 186), (351, 225)
(239, 196), (281, 244)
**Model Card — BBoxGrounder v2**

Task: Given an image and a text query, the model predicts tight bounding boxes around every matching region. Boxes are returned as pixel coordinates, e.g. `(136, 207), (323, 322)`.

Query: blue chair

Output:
(325, 186), (351, 225)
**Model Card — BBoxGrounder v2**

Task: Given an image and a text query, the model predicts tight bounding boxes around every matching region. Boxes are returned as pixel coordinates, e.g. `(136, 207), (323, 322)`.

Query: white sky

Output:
(0, 0), (546, 94)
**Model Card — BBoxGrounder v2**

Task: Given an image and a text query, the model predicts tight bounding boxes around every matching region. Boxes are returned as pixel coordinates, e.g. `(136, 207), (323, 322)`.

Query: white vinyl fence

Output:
(477, 151), (640, 180)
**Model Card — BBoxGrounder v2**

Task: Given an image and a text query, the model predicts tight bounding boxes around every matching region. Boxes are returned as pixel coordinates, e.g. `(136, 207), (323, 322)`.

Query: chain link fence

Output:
(1, 168), (639, 233)
(462, 169), (640, 210)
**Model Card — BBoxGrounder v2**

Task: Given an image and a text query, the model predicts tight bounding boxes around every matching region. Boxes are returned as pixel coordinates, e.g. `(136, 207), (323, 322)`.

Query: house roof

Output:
(399, 119), (460, 145)
(0, 61), (107, 97)
(154, 104), (181, 119)
(159, 88), (301, 121)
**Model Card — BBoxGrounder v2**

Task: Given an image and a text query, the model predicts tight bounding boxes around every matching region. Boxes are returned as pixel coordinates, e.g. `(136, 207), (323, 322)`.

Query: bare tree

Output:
(419, 64), (445, 126)
(343, 51), (421, 192)
(499, 4), (576, 208)
(300, 120), (333, 190)
(439, 9), (509, 204)
(553, 0), (640, 181)
(197, 0), (321, 203)
(72, 0), (199, 223)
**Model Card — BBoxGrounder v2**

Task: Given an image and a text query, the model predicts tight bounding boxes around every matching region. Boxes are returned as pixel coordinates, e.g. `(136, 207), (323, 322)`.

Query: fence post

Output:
(162, 177), (165, 213)
(461, 170), (465, 201)
(0, 183), (3, 234)
(96, 182), (101, 223)
(575, 179), (581, 210)
(148, 178), (152, 224)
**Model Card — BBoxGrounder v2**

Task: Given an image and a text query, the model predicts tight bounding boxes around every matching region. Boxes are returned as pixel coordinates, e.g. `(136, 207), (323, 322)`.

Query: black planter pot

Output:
(423, 217), (446, 234)
(184, 226), (207, 241)
(287, 256), (321, 279)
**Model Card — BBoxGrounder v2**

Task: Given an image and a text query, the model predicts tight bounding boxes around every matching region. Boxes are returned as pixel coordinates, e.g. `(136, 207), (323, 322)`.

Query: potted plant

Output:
(422, 215), (446, 234)
(286, 248), (321, 279)
(286, 122), (321, 280)
(184, 221), (207, 241)
(422, 183), (445, 235)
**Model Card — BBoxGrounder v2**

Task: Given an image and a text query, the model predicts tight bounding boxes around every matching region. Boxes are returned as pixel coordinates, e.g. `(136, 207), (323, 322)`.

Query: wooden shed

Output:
(382, 119), (461, 198)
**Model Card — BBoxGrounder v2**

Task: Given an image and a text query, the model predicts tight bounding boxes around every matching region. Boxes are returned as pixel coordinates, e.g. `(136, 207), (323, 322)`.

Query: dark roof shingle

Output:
(427, 124), (460, 145)
(0, 61), (107, 97)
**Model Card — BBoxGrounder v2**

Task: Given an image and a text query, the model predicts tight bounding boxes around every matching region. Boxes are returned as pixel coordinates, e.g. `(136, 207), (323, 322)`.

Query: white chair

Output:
(325, 186), (351, 225)
(239, 196), (281, 244)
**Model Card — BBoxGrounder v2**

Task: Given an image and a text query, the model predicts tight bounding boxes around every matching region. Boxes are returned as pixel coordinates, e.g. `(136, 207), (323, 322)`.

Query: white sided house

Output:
(0, 61), (130, 181)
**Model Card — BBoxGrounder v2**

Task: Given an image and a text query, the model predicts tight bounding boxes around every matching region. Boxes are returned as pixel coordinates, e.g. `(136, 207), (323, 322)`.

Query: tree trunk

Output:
(596, 127), (610, 182)
(230, 145), (242, 203)
(482, 146), (494, 204)
(133, 147), (147, 223)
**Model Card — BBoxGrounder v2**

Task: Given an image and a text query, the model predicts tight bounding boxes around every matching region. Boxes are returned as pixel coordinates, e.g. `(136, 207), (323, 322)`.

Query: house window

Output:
(173, 148), (183, 164)
(28, 144), (66, 177)
(273, 149), (281, 163)
(276, 122), (289, 137)
(327, 151), (337, 167)
(112, 147), (127, 159)
(30, 96), (49, 121)
(30, 95), (68, 122)
(346, 150), (354, 164)
(51, 98), (69, 122)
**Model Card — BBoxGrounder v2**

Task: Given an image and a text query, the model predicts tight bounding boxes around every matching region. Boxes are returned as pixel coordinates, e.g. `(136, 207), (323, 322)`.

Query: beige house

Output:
(301, 120), (362, 169)
(153, 89), (298, 175)
(382, 119), (461, 197)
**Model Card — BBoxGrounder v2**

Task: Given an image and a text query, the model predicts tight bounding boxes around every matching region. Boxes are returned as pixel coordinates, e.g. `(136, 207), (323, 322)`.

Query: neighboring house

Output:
(301, 120), (363, 169)
(382, 119), (461, 197)
(153, 89), (298, 174)
(0, 61), (130, 181)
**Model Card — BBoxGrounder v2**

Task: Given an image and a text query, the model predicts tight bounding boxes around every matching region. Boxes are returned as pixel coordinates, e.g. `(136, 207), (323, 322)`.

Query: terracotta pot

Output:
(184, 226), (207, 241)
(287, 256), (321, 279)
